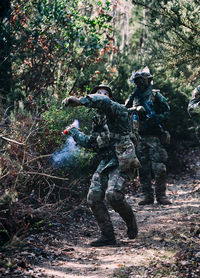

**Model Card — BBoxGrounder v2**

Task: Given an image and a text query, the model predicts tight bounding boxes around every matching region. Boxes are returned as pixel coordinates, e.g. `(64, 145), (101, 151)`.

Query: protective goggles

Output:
(134, 77), (146, 84)
(96, 89), (108, 95)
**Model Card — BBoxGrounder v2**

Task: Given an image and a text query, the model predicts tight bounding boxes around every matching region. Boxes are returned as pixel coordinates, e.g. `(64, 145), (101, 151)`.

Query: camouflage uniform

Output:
(126, 84), (171, 205)
(67, 93), (140, 246)
(188, 85), (200, 142)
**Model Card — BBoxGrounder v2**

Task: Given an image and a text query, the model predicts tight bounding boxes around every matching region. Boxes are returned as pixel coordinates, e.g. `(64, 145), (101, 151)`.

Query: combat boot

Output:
(139, 179), (154, 206)
(138, 196), (154, 205)
(108, 198), (138, 239)
(88, 200), (116, 246)
(127, 215), (138, 239)
(90, 235), (116, 247)
(155, 184), (171, 205)
(157, 196), (171, 205)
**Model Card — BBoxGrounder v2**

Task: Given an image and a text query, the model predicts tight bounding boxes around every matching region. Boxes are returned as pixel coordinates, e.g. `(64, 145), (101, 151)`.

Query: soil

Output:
(0, 147), (200, 278)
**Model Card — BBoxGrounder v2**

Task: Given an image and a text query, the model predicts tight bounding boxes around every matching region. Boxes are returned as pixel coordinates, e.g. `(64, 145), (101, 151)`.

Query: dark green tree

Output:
(0, 0), (11, 108)
(131, 0), (200, 83)
(10, 0), (113, 107)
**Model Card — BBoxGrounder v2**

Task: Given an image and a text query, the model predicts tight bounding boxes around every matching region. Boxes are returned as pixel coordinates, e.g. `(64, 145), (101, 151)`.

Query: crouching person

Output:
(62, 85), (140, 246)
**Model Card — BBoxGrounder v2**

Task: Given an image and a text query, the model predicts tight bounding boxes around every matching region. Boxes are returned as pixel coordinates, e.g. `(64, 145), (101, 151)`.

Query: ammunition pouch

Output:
(115, 138), (141, 175)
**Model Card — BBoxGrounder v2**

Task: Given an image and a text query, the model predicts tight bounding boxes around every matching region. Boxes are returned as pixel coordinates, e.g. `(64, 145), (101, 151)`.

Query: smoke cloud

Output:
(52, 120), (81, 168)
(52, 136), (81, 168)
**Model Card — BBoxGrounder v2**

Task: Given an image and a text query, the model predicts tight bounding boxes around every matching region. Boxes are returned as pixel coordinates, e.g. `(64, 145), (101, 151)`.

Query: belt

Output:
(110, 133), (130, 141)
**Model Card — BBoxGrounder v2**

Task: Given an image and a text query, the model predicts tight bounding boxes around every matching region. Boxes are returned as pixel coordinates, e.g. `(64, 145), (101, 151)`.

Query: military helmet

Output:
(130, 67), (153, 84)
(90, 84), (114, 100)
(196, 85), (200, 93)
(192, 85), (200, 98)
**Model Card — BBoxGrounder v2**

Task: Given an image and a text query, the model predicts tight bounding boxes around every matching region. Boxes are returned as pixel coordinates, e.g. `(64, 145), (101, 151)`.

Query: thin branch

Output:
(25, 154), (53, 164)
(0, 172), (10, 181)
(0, 135), (25, 145)
(23, 171), (68, 180)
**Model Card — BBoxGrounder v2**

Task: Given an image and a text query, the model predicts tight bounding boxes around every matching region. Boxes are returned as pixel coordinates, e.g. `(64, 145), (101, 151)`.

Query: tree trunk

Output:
(138, 0), (147, 64)
(0, 0), (11, 115)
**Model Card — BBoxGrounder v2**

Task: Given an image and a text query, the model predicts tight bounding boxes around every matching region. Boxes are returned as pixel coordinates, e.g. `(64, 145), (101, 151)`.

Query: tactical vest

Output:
(91, 114), (110, 149)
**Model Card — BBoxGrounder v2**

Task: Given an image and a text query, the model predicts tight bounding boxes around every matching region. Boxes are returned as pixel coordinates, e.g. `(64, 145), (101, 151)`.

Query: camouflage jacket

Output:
(188, 87), (200, 116)
(125, 85), (170, 136)
(70, 94), (133, 173)
(188, 87), (200, 143)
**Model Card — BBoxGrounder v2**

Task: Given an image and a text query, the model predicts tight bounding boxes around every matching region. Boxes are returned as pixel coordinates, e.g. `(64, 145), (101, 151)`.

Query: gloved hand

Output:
(135, 105), (146, 117)
(63, 121), (79, 135)
(62, 96), (81, 107)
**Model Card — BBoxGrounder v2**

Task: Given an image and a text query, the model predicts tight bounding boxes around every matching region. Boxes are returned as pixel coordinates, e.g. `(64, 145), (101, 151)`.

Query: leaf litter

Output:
(0, 146), (199, 278)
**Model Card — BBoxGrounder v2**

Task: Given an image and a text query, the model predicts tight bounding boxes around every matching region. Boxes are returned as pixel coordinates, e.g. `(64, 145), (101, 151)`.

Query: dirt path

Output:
(1, 148), (199, 278)
(32, 164), (200, 277)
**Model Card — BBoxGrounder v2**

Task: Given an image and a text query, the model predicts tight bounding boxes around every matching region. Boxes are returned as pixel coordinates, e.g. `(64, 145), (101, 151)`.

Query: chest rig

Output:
(91, 114), (110, 149)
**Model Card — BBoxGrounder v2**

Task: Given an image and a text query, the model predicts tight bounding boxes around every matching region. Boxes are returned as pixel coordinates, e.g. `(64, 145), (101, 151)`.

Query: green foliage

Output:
(132, 0), (200, 83)
(148, 67), (189, 136)
(10, 0), (113, 104)
(41, 100), (95, 146)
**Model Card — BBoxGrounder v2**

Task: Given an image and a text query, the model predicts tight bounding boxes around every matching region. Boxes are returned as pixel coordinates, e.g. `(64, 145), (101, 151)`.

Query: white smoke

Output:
(52, 120), (81, 168)
(72, 119), (79, 129)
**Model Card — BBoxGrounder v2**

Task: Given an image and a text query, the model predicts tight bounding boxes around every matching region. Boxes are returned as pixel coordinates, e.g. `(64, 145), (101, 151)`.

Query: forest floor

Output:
(0, 146), (200, 278)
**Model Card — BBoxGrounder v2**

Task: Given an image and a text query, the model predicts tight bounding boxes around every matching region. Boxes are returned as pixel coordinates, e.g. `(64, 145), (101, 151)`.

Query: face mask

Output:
(134, 77), (148, 91)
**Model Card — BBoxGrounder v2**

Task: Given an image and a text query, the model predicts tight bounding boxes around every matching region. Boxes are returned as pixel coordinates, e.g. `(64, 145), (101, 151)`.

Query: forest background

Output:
(0, 0), (199, 248)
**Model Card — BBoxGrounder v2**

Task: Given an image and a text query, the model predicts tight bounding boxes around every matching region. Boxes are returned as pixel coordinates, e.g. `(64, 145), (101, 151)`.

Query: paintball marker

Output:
(141, 99), (170, 144)
(63, 119), (79, 135)
(63, 128), (69, 135)
(142, 100), (165, 132)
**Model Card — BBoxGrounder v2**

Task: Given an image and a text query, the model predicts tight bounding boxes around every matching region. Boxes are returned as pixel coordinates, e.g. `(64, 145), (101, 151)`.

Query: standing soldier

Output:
(188, 85), (200, 142)
(62, 85), (140, 246)
(125, 68), (171, 205)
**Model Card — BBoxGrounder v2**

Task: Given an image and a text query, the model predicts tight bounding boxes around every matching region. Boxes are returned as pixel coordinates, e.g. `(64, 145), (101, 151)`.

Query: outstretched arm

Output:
(188, 99), (200, 115)
(62, 96), (81, 107)
(69, 128), (91, 148)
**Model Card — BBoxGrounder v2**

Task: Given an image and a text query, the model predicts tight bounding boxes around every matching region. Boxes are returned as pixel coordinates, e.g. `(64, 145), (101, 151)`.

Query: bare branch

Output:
(0, 135), (25, 145)
(25, 154), (53, 165)
(23, 171), (68, 181)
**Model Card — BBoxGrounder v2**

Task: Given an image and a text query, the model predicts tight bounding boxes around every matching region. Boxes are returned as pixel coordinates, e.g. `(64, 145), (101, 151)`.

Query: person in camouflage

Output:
(62, 85), (140, 246)
(188, 85), (200, 142)
(125, 68), (171, 205)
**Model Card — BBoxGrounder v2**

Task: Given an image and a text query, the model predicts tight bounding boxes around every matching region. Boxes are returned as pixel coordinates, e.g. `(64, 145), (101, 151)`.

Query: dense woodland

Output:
(0, 0), (199, 274)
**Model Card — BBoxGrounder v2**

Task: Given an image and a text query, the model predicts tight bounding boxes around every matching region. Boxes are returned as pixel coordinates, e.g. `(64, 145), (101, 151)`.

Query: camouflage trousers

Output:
(137, 136), (168, 199)
(87, 167), (137, 238)
(195, 126), (200, 143)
